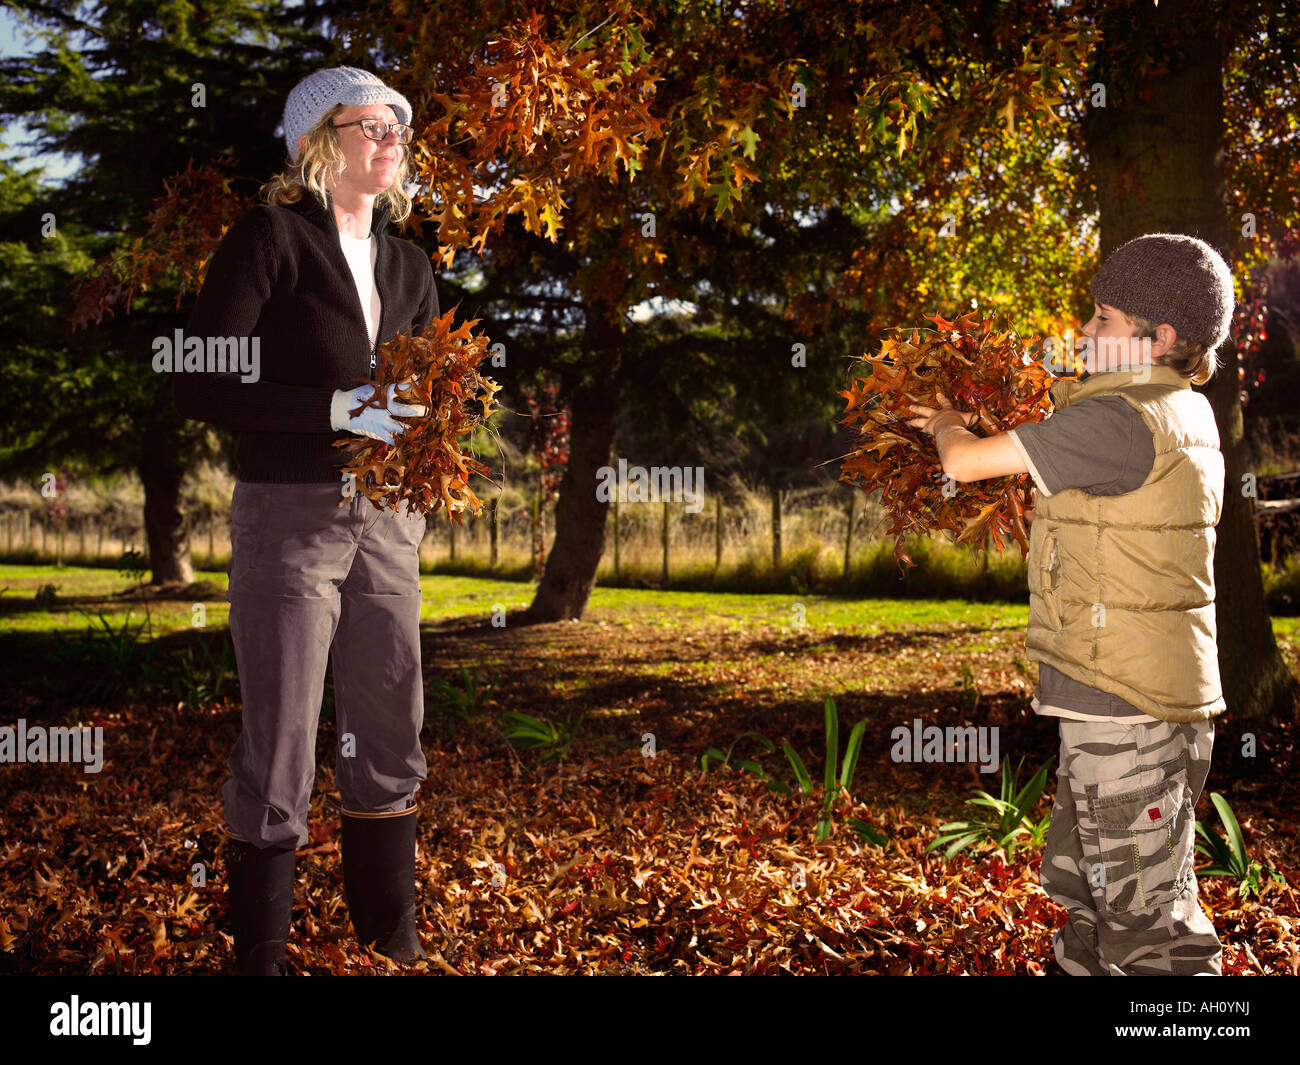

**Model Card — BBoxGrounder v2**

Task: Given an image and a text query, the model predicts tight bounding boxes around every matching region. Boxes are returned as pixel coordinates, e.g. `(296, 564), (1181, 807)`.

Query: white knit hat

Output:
(282, 66), (412, 159)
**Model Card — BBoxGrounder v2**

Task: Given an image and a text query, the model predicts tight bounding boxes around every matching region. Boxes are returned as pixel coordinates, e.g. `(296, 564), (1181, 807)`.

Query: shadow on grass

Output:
(0, 624), (240, 721)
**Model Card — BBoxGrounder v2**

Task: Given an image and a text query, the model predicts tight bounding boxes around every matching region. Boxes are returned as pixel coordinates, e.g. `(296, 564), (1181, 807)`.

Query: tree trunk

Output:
(138, 423), (194, 585)
(531, 458), (546, 579)
(1084, 0), (1299, 726)
(525, 318), (620, 622)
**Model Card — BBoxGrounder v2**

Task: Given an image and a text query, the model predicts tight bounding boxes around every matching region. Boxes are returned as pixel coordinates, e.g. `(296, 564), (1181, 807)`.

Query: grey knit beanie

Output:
(282, 66), (412, 159)
(1090, 233), (1235, 352)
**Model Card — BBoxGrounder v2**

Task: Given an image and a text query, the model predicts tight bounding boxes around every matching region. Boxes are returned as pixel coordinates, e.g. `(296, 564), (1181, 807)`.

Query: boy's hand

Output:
(903, 391), (978, 436)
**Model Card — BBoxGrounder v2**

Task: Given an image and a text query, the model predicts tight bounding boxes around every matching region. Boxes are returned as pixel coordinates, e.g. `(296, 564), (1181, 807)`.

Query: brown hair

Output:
(260, 104), (413, 224)
(1121, 311), (1216, 386)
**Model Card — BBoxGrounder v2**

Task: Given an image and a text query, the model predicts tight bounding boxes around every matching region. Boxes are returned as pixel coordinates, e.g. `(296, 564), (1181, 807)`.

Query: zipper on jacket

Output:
(323, 190), (387, 382)
(372, 232), (386, 381)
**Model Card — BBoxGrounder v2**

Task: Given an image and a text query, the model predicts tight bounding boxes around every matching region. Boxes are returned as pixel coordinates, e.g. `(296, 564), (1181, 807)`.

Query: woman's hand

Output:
(903, 391), (977, 437)
(330, 382), (429, 445)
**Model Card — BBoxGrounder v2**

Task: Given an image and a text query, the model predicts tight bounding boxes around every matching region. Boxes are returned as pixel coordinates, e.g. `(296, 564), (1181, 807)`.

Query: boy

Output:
(905, 233), (1234, 975)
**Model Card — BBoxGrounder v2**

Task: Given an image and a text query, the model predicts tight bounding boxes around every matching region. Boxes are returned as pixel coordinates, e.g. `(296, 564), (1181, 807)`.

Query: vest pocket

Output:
(1039, 529), (1061, 632)
(1085, 764), (1192, 914)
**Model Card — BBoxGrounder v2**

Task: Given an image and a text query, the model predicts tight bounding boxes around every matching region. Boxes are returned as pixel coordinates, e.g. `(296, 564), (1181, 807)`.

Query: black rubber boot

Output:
(225, 834), (296, 975)
(341, 807), (427, 963)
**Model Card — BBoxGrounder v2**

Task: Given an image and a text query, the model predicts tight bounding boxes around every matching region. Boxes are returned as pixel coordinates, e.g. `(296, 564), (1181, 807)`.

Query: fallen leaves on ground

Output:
(1, 609), (1296, 975)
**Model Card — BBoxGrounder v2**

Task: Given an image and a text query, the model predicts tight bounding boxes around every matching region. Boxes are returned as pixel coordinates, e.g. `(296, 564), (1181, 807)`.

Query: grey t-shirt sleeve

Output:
(1005, 395), (1155, 498)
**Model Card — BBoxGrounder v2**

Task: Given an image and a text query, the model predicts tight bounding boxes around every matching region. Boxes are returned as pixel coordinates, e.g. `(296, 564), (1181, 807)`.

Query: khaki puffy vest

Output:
(1025, 363), (1225, 722)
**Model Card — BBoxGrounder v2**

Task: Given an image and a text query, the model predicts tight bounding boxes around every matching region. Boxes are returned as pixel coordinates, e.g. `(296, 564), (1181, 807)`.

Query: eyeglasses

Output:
(332, 119), (413, 144)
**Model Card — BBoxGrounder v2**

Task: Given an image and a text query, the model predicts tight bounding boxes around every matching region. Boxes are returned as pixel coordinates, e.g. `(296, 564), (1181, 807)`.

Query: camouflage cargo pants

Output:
(1040, 717), (1221, 975)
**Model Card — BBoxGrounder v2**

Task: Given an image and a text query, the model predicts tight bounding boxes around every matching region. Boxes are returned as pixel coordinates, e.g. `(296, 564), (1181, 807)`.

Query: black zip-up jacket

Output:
(174, 190), (439, 483)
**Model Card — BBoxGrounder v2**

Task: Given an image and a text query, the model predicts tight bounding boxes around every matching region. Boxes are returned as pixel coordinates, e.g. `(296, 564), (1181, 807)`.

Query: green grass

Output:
(1, 564), (1296, 644)
(0, 566), (227, 635)
(586, 587), (1026, 633)
(3, 564), (1296, 726)
(1273, 616), (1300, 638)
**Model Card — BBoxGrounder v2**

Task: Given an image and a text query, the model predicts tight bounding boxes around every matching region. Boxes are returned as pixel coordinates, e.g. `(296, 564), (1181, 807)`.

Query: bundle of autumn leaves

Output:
(335, 309), (501, 519)
(839, 310), (1062, 568)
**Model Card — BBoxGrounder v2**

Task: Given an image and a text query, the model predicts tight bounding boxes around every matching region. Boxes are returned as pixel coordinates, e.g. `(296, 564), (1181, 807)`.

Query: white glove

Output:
(330, 382), (429, 445)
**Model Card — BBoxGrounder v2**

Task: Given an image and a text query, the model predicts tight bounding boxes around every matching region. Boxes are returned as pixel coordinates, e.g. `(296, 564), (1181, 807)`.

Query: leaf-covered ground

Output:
(2, 578), (1298, 975)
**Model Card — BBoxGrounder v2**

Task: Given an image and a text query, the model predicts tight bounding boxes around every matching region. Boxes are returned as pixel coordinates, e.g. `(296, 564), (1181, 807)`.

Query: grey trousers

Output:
(1040, 716), (1221, 975)
(222, 480), (428, 849)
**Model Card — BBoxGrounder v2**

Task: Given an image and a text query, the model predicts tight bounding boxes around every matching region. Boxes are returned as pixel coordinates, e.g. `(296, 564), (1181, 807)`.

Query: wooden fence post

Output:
(490, 498), (499, 567)
(770, 487), (782, 568)
(613, 497), (621, 578)
(531, 493), (542, 578)
(661, 500), (670, 584)
(715, 495), (723, 572)
(844, 491), (856, 575)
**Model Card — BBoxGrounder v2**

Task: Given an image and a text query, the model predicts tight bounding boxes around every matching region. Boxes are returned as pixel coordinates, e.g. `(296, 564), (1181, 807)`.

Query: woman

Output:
(175, 67), (438, 974)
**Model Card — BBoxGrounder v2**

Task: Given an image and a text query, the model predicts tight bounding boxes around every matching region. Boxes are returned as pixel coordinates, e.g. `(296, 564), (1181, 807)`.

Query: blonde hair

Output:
(261, 103), (413, 224)
(1122, 311), (1216, 386)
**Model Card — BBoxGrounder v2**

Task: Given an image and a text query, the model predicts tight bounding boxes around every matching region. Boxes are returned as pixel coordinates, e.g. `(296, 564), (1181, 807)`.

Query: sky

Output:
(1, 7), (81, 183)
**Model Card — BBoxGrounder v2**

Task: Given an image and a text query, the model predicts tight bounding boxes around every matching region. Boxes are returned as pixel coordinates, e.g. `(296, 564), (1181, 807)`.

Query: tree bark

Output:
(524, 315), (620, 622)
(138, 423), (194, 585)
(1083, 0), (1299, 726)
